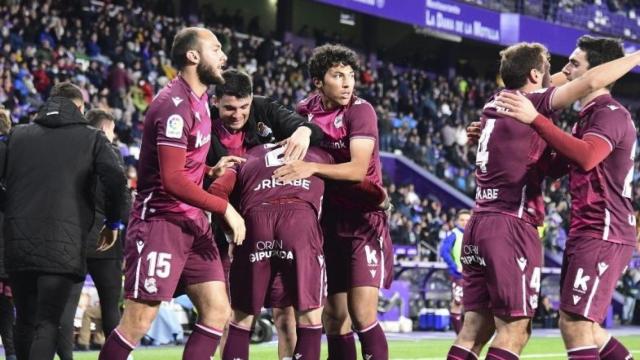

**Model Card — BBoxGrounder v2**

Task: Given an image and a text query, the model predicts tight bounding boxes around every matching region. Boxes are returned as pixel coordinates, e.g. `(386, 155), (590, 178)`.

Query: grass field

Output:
(66, 335), (640, 360)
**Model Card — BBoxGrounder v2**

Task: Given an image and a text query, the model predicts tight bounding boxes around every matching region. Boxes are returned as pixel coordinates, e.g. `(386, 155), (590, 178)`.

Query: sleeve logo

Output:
(166, 114), (184, 139)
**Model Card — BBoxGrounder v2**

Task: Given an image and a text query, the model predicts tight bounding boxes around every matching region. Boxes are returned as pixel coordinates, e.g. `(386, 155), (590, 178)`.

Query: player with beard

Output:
(493, 37), (640, 360)
(446, 42), (640, 360)
(273, 44), (391, 360)
(99, 27), (246, 360)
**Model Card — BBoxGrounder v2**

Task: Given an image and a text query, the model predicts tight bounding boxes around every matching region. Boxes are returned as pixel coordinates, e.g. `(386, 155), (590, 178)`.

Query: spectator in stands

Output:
(76, 286), (105, 350)
(535, 295), (558, 328)
(440, 209), (470, 334)
(0, 82), (127, 360)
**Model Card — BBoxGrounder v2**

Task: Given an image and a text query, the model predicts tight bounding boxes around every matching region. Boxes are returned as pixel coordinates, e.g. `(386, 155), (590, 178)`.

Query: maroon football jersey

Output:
(474, 87), (557, 225)
(297, 94), (383, 209)
(569, 94), (636, 246)
(234, 145), (333, 215)
(132, 76), (212, 220)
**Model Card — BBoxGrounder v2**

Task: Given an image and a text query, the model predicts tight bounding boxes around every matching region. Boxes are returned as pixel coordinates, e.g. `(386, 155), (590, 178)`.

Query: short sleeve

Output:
(155, 101), (193, 149)
(347, 100), (378, 141)
(582, 107), (629, 150)
(526, 86), (557, 117)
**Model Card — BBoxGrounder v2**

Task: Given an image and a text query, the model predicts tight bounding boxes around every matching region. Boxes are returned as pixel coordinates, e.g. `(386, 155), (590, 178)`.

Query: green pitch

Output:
(67, 336), (640, 359)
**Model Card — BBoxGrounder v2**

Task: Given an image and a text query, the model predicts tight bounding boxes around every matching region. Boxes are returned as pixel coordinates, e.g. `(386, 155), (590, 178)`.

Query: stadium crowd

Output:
(0, 1), (640, 357)
(2, 0), (640, 259)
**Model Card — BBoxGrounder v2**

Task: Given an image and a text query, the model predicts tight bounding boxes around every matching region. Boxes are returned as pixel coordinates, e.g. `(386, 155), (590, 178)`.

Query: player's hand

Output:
(273, 160), (317, 182)
(466, 121), (481, 144)
(279, 126), (312, 162)
(96, 226), (119, 252)
(494, 92), (539, 124)
(207, 156), (245, 179)
(223, 205), (246, 246)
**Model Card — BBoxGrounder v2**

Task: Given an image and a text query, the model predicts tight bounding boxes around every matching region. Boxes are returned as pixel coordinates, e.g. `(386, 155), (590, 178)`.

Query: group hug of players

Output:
(94, 26), (639, 360)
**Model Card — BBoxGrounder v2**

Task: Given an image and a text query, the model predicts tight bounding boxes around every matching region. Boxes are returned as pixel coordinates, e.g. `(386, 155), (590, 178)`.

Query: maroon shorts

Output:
(123, 214), (224, 302)
(560, 237), (634, 323)
(462, 213), (542, 318)
(322, 210), (393, 295)
(229, 203), (325, 315)
(265, 272), (293, 309)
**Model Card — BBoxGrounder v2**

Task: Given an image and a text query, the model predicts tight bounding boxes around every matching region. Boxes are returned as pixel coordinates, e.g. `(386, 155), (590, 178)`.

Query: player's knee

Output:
(118, 318), (153, 342)
(322, 307), (349, 333)
(274, 310), (296, 333)
(296, 308), (323, 327)
(348, 300), (377, 330)
(198, 300), (231, 327)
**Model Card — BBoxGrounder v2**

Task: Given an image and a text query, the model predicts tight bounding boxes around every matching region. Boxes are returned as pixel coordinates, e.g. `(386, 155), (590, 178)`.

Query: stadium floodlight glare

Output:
(414, 26), (462, 43)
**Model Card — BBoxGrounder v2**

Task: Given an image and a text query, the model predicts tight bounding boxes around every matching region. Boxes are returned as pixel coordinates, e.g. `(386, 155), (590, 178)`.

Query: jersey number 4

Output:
(476, 119), (496, 173)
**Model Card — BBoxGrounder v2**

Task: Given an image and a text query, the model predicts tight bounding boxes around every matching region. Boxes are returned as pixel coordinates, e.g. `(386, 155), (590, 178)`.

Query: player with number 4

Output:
(494, 36), (639, 360)
(447, 41), (640, 360)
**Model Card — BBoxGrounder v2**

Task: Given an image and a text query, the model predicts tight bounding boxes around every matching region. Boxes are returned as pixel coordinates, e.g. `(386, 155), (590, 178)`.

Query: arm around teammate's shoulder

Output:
(257, 96), (324, 143)
(551, 50), (640, 110)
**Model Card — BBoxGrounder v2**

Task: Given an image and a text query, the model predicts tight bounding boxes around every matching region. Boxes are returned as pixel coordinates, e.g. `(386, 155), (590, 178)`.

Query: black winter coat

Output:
(0, 97), (128, 277)
(86, 142), (132, 260)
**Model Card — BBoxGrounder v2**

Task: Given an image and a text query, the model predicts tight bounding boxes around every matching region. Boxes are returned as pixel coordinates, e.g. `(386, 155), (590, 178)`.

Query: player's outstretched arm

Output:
(272, 138), (374, 182)
(551, 50), (640, 110)
(158, 145), (229, 215)
(207, 169), (237, 200)
(496, 92), (611, 171)
(550, 71), (569, 87)
(206, 155), (245, 179)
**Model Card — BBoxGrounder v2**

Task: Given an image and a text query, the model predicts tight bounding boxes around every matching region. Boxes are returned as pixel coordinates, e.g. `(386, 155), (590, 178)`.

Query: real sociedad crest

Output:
(334, 114), (344, 128)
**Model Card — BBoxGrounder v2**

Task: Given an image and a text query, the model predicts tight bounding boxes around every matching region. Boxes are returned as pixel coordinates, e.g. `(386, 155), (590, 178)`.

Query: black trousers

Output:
(9, 271), (83, 360)
(56, 281), (82, 360)
(0, 288), (15, 356)
(57, 258), (123, 357)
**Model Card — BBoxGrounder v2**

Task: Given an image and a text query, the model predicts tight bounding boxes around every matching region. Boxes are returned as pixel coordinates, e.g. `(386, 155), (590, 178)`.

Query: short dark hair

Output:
(49, 82), (83, 103)
(86, 109), (115, 128)
(214, 69), (253, 98)
(577, 35), (625, 90)
(308, 44), (359, 81)
(499, 42), (549, 89)
(457, 209), (471, 220)
(171, 27), (201, 70)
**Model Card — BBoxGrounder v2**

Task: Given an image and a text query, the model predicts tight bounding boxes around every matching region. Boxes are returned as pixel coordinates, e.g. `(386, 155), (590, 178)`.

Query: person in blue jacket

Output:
(440, 209), (471, 334)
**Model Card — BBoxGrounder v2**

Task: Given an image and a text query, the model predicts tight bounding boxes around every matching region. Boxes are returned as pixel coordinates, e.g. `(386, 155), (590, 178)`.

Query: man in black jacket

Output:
(56, 109), (132, 358)
(207, 69), (324, 360)
(0, 82), (127, 360)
